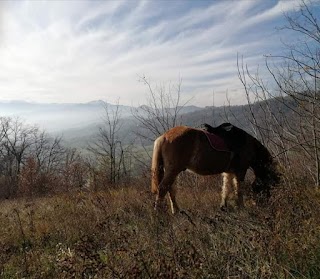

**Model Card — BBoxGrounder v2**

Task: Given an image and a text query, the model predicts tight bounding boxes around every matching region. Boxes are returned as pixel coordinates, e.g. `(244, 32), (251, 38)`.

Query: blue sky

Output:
(0, 0), (319, 107)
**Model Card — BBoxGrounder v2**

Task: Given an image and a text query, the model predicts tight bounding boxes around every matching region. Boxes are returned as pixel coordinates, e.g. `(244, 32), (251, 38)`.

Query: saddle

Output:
(202, 123), (246, 153)
(202, 130), (230, 152)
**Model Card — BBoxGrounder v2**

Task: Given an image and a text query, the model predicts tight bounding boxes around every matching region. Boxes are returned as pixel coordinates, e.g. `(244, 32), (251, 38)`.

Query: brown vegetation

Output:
(0, 173), (319, 278)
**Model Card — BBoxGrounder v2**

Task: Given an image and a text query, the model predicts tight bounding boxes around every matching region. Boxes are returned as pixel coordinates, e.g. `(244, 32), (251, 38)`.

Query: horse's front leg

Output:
(233, 176), (244, 208)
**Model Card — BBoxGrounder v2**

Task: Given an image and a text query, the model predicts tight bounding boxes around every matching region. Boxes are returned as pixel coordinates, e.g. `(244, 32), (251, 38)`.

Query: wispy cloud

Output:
(0, 0), (315, 106)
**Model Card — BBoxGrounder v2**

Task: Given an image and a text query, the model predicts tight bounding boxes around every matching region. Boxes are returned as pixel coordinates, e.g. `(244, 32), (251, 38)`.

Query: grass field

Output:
(0, 175), (320, 278)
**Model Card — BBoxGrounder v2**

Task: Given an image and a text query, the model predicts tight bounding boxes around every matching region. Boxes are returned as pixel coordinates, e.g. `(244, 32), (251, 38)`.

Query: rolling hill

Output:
(0, 96), (299, 148)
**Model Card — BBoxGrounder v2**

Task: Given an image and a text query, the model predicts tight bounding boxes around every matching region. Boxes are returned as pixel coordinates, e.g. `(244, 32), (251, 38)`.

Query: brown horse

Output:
(151, 124), (279, 214)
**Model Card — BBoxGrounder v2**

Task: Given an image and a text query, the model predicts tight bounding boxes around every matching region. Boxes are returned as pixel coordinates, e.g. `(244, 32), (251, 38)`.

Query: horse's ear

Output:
(224, 124), (233, 132)
(202, 123), (214, 131)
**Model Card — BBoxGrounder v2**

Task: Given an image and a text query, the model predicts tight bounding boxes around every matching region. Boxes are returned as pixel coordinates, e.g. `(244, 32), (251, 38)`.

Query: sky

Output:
(0, 0), (319, 107)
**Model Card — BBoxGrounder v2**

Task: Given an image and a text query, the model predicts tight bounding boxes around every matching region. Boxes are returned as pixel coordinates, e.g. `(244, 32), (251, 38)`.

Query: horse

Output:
(151, 124), (280, 214)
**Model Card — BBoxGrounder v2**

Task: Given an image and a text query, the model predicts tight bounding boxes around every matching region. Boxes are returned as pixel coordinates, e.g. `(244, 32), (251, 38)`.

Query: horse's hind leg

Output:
(154, 171), (178, 212)
(168, 185), (180, 214)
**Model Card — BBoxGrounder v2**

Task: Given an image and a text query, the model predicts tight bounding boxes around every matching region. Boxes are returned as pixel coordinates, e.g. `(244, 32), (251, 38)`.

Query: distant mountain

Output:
(0, 97), (298, 149)
(59, 97), (290, 148)
(0, 100), (134, 132)
(0, 100), (202, 135)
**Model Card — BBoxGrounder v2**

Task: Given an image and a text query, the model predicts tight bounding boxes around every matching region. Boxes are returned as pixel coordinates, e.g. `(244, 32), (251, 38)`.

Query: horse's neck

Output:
(252, 163), (268, 178)
(251, 140), (273, 178)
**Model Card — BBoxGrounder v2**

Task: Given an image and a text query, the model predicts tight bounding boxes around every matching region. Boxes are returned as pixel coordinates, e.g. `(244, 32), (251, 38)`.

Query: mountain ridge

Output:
(0, 97), (297, 149)
(0, 100), (203, 133)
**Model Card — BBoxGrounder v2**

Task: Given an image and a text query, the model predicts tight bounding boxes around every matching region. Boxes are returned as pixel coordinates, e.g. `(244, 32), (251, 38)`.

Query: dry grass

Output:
(0, 176), (320, 278)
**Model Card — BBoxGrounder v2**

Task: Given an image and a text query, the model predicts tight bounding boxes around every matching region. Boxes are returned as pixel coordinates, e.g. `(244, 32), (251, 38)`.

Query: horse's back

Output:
(163, 126), (194, 142)
(161, 126), (232, 175)
(161, 126), (200, 163)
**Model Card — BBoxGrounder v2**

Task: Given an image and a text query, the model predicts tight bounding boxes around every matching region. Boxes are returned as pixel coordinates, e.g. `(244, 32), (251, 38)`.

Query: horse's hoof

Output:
(154, 203), (162, 212)
(220, 205), (227, 212)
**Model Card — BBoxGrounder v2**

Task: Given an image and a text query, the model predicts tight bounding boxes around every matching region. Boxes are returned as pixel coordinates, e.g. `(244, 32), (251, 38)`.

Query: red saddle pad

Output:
(203, 130), (229, 152)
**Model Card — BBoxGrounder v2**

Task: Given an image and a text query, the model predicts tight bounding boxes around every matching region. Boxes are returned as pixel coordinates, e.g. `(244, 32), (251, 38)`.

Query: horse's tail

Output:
(151, 136), (164, 194)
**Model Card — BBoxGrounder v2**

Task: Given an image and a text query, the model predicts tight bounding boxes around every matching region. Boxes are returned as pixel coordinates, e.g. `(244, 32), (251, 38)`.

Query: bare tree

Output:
(60, 148), (88, 191)
(32, 131), (65, 174)
(0, 117), (72, 197)
(88, 101), (127, 185)
(0, 117), (39, 196)
(132, 76), (188, 142)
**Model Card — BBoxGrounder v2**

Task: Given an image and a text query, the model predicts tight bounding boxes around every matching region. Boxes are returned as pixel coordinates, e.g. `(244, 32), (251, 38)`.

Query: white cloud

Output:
(0, 0), (318, 107)
(241, 0), (301, 29)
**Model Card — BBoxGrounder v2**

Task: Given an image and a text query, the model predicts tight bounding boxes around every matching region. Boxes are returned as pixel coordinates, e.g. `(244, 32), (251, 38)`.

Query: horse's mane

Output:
(253, 138), (273, 161)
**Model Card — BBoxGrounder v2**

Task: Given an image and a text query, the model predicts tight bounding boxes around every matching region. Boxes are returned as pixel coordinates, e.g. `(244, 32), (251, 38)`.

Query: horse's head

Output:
(249, 136), (281, 204)
(251, 162), (281, 204)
